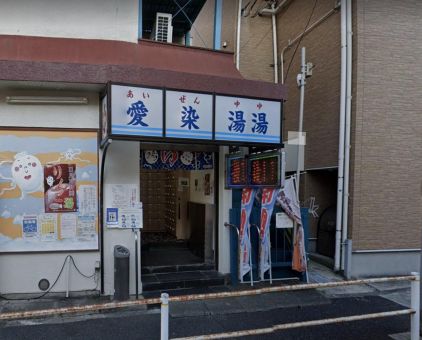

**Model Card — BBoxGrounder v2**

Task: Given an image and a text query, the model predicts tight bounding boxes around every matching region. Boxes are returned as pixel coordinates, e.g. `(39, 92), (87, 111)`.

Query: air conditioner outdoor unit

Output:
(152, 12), (173, 43)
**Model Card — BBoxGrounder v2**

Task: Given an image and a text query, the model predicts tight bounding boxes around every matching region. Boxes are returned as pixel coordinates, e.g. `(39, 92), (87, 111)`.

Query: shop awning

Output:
(0, 35), (286, 101)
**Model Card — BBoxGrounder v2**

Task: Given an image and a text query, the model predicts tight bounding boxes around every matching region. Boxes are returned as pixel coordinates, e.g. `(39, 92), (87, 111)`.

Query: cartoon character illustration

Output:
(180, 151), (194, 166)
(144, 150), (159, 164)
(0, 152), (43, 199)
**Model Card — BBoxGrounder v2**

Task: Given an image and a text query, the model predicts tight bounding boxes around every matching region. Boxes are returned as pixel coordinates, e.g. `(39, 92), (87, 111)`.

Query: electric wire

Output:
(0, 255), (97, 301)
(284, 0), (318, 82)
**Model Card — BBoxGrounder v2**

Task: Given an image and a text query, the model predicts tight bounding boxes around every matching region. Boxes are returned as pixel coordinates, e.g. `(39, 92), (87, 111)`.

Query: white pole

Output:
(296, 46), (306, 199)
(248, 223), (253, 287)
(66, 256), (71, 298)
(271, 3), (278, 83)
(341, 0), (353, 271)
(268, 228), (273, 284)
(235, 0), (242, 70)
(334, 0), (347, 272)
(160, 293), (169, 340)
(411, 272), (420, 340)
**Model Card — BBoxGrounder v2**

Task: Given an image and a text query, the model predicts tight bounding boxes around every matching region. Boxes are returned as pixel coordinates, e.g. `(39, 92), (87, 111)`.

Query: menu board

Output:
(248, 152), (281, 187)
(225, 155), (248, 188)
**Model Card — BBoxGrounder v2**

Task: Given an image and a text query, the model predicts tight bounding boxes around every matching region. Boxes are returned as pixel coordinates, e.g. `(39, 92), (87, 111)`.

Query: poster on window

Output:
(44, 164), (77, 213)
(0, 130), (99, 252)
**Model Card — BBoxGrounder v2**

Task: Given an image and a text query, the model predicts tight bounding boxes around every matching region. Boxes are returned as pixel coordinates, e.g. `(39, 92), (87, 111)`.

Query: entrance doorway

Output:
(139, 148), (216, 270)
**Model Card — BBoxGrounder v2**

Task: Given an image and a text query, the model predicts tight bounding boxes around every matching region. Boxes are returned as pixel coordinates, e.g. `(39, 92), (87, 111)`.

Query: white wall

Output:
(189, 170), (214, 205)
(0, 88), (100, 294)
(217, 146), (231, 273)
(0, 0), (138, 42)
(0, 90), (99, 129)
(103, 141), (141, 296)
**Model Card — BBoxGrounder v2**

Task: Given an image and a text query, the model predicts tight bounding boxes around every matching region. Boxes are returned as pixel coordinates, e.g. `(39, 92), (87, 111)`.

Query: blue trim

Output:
(213, 0), (222, 50)
(138, 0), (143, 40)
(113, 124), (162, 131)
(185, 31), (191, 46)
(166, 128), (212, 134)
(216, 131), (279, 139)
(112, 129), (162, 137)
(166, 132), (213, 139)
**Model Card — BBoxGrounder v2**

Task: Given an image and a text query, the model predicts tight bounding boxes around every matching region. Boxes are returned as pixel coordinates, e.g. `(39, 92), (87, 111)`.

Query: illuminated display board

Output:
(225, 155), (248, 189)
(225, 151), (284, 189)
(248, 152), (281, 187)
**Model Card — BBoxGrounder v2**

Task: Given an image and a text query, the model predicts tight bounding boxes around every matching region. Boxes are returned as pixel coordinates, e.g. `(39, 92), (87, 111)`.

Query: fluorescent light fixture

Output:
(5, 96), (88, 104)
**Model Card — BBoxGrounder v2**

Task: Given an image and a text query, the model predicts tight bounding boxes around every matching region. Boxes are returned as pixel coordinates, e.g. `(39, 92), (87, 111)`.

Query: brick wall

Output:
(350, 0), (422, 250)
(277, 0), (341, 170)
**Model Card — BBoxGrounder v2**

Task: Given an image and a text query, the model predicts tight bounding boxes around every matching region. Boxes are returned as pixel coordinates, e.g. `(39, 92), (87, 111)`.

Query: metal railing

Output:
(0, 273), (419, 340)
(160, 273), (420, 340)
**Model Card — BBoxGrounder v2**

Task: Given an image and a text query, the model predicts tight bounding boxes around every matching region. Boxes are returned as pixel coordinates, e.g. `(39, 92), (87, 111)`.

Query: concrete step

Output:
(142, 270), (227, 292)
(142, 263), (214, 275)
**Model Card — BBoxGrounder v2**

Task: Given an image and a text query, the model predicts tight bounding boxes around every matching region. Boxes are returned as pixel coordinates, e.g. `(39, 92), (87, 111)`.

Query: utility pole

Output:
(295, 46), (313, 199)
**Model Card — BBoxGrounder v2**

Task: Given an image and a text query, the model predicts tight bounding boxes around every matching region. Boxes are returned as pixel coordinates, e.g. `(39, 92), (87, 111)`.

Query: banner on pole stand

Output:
(259, 188), (278, 280)
(239, 188), (256, 281)
(276, 178), (307, 273)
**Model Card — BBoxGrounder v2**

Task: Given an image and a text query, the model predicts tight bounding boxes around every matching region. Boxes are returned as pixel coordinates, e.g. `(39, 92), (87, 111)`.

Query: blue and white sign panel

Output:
(111, 84), (163, 137)
(165, 90), (213, 140)
(215, 96), (281, 144)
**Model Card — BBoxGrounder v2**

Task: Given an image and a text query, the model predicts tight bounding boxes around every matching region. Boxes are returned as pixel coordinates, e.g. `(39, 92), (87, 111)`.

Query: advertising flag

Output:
(239, 188), (256, 280)
(276, 177), (307, 273)
(259, 188), (278, 280)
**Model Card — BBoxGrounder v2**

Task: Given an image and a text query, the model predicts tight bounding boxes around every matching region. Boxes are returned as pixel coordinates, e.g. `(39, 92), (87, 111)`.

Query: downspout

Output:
(341, 0), (352, 271)
(334, 0), (347, 272)
(138, 0), (143, 40)
(271, 3), (278, 83)
(236, 0), (242, 69)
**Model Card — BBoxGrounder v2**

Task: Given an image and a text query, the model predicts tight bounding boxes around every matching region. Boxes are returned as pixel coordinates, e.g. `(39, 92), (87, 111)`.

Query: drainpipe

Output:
(235, 0), (242, 69)
(271, 3), (278, 83)
(334, 0), (347, 272)
(341, 0), (352, 271)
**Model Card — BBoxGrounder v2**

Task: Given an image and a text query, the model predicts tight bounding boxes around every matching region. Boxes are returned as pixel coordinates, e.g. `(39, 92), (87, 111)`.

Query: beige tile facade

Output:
(193, 0), (422, 252)
(350, 0), (422, 250)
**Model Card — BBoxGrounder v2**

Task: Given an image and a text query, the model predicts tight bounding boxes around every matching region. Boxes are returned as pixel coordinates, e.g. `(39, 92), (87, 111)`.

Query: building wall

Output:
(191, 0), (237, 52)
(350, 0), (422, 251)
(0, 0), (138, 42)
(278, 0), (341, 170)
(0, 88), (100, 294)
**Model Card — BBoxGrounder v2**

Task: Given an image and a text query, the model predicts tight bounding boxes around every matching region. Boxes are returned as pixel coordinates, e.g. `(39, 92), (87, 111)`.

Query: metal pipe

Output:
(341, 0), (353, 271)
(66, 256), (71, 298)
(0, 275), (415, 321)
(235, 0), (242, 69)
(280, 5), (339, 84)
(334, 0), (347, 272)
(271, 3), (278, 83)
(410, 272), (420, 340)
(100, 139), (112, 294)
(259, 0), (290, 16)
(172, 309), (414, 340)
(161, 293), (169, 340)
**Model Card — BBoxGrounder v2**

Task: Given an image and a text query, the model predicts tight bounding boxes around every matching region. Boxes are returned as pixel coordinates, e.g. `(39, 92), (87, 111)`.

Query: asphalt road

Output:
(0, 296), (410, 340)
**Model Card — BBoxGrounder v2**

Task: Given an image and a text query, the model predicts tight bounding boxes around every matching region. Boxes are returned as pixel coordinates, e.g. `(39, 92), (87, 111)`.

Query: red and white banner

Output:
(259, 188), (278, 280)
(276, 178), (307, 273)
(276, 178), (301, 225)
(239, 188), (256, 281)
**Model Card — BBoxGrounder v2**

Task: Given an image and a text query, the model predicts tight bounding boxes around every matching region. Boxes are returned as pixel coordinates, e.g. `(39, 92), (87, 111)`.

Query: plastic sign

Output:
(276, 212), (294, 229)
(111, 84), (163, 137)
(215, 96), (281, 144)
(165, 90), (213, 140)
